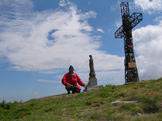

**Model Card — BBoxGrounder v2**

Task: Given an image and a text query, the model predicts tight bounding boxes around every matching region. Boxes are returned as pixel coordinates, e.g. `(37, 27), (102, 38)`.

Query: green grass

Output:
(1, 78), (162, 121)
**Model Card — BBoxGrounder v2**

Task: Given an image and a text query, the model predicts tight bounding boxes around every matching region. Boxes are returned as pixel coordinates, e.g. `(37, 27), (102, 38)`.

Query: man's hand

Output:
(67, 84), (73, 88)
(82, 83), (86, 87)
(71, 85), (77, 90)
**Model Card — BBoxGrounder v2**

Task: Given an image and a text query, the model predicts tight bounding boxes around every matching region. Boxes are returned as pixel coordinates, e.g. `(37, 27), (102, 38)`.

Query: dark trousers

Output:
(66, 86), (80, 94)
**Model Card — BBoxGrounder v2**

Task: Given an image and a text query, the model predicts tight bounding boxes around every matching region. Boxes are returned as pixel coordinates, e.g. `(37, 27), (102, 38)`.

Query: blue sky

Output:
(0, 0), (162, 102)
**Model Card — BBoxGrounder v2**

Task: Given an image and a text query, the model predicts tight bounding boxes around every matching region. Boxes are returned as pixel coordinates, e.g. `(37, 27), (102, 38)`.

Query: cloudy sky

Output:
(0, 0), (162, 101)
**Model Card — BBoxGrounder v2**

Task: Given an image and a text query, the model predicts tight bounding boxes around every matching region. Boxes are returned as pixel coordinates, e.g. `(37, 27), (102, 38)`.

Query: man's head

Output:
(69, 65), (74, 74)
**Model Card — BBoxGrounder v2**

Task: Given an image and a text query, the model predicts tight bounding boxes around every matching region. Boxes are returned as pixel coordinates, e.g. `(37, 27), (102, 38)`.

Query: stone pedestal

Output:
(87, 77), (97, 88)
(84, 77), (98, 92)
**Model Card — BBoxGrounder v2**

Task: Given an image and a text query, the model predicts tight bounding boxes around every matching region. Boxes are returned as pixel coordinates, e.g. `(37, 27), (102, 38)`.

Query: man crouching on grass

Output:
(62, 65), (85, 94)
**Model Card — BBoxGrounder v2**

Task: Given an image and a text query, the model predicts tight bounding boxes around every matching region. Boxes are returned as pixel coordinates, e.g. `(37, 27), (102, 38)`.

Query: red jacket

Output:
(62, 72), (84, 91)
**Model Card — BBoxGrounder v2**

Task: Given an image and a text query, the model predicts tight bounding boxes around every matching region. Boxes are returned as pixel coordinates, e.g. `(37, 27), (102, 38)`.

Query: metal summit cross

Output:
(115, 2), (143, 83)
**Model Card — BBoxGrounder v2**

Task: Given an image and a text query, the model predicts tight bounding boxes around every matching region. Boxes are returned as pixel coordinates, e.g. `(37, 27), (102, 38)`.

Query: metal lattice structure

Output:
(115, 2), (143, 83)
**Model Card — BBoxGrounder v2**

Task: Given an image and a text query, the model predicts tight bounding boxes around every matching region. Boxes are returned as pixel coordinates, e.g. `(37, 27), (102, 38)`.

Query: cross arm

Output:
(115, 25), (124, 38)
(114, 13), (142, 39)
(129, 12), (143, 29)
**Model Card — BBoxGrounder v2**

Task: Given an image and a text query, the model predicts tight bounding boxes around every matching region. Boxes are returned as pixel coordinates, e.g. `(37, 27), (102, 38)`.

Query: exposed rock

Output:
(112, 100), (138, 106)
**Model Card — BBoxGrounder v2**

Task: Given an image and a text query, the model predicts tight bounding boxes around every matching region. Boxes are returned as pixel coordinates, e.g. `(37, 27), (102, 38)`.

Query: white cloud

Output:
(133, 20), (162, 80)
(97, 28), (104, 33)
(59, 0), (66, 7)
(115, 20), (122, 28)
(134, 0), (162, 12)
(85, 70), (124, 85)
(0, 0), (124, 84)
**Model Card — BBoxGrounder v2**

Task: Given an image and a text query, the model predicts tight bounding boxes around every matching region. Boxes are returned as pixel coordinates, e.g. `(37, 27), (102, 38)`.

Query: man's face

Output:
(69, 68), (74, 74)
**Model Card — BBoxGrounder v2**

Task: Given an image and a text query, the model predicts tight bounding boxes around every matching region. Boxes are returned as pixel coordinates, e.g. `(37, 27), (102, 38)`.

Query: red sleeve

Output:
(62, 74), (71, 87)
(76, 73), (85, 86)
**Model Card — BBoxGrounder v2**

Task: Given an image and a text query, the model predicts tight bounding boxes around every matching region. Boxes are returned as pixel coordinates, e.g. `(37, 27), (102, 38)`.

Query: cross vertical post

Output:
(115, 2), (143, 83)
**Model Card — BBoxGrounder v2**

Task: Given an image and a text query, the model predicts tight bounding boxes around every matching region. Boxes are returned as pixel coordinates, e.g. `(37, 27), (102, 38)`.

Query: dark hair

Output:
(69, 65), (74, 70)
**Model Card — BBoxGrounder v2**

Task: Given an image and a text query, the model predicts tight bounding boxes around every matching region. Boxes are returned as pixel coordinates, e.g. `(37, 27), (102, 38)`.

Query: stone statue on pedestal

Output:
(84, 55), (97, 91)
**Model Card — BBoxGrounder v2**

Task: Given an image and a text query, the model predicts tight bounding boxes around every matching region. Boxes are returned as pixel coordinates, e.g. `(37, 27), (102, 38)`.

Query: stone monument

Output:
(84, 55), (97, 91)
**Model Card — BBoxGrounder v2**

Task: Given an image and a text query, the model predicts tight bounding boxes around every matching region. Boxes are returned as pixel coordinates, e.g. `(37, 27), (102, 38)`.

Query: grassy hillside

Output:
(1, 78), (162, 121)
